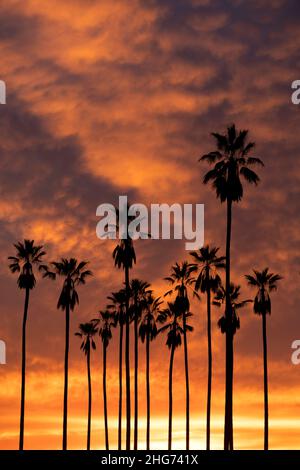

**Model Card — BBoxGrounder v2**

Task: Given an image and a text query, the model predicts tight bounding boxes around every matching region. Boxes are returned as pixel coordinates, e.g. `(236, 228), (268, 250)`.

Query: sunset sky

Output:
(0, 0), (300, 450)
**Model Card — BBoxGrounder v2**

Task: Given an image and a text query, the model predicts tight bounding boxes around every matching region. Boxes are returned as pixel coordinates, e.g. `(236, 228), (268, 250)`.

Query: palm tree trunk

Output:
(125, 265), (131, 450)
(62, 303), (70, 450)
(146, 324), (150, 450)
(168, 341), (175, 451)
(103, 342), (109, 450)
(118, 321), (123, 450)
(134, 299), (138, 450)
(87, 347), (92, 450)
(225, 331), (234, 450)
(206, 285), (212, 450)
(224, 197), (234, 450)
(19, 287), (30, 451)
(262, 313), (269, 450)
(182, 313), (190, 450)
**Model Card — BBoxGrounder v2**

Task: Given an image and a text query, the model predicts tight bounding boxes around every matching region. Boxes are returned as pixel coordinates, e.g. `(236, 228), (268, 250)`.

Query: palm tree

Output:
(164, 261), (197, 450)
(41, 258), (92, 450)
(113, 229), (136, 450)
(129, 279), (152, 450)
(245, 268), (282, 450)
(107, 289), (126, 450)
(94, 309), (115, 450)
(139, 294), (162, 450)
(200, 124), (263, 449)
(158, 302), (192, 450)
(8, 240), (46, 450)
(190, 245), (225, 450)
(214, 282), (251, 443)
(213, 282), (252, 335)
(75, 321), (97, 450)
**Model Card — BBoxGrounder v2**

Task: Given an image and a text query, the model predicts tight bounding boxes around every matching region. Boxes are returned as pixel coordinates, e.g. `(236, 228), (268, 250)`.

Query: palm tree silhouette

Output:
(139, 294), (162, 450)
(164, 261), (197, 450)
(190, 245), (225, 450)
(113, 215), (136, 450)
(94, 309), (115, 450)
(113, 205), (136, 450)
(107, 289), (126, 450)
(129, 279), (152, 450)
(75, 321), (97, 450)
(41, 258), (92, 450)
(245, 268), (282, 450)
(158, 302), (193, 450)
(200, 124), (263, 449)
(213, 283), (252, 334)
(214, 282), (252, 439)
(8, 240), (46, 450)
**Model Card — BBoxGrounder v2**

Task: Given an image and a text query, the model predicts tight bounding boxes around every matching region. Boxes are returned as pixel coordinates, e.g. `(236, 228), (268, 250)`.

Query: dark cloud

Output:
(0, 0), (300, 449)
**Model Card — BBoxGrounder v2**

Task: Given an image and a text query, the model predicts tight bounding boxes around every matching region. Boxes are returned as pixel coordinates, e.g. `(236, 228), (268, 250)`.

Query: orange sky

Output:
(0, 0), (300, 450)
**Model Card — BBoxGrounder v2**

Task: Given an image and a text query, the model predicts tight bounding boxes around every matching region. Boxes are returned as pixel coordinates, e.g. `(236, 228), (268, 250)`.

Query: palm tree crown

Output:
(190, 245), (225, 293)
(130, 279), (152, 320)
(107, 289), (127, 326)
(245, 268), (282, 315)
(200, 124), (264, 202)
(165, 261), (197, 311)
(139, 294), (162, 343)
(96, 310), (115, 347)
(41, 258), (92, 310)
(8, 239), (46, 289)
(214, 283), (252, 334)
(112, 204), (137, 271)
(113, 240), (136, 270)
(158, 302), (192, 349)
(75, 322), (98, 354)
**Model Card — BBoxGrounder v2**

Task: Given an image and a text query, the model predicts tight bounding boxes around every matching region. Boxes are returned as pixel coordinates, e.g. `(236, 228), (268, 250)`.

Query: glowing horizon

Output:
(0, 0), (300, 451)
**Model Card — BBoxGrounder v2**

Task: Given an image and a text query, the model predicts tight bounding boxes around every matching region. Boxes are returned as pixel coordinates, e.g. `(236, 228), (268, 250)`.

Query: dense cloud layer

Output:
(0, 0), (299, 449)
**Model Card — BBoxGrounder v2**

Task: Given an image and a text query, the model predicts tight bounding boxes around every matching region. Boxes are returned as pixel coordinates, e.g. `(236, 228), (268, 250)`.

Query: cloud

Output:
(0, 0), (300, 449)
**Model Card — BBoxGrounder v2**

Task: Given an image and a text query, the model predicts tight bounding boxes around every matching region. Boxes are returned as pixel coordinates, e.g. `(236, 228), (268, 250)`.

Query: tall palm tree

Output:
(8, 240), (46, 450)
(94, 309), (115, 450)
(164, 261), (197, 450)
(113, 231), (136, 450)
(41, 258), (92, 450)
(245, 268), (282, 450)
(75, 321), (97, 450)
(129, 279), (152, 450)
(158, 302), (192, 450)
(214, 281), (251, 444)
(190, 245), (225, 450)
(107, 289), (126, 450)
(139, 294), (162, 450)
(200, 124), (263, 449)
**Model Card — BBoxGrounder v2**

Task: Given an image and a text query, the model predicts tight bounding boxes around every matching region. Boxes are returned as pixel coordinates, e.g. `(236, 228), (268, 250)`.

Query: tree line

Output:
(8, 124), (281, 450)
